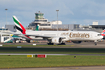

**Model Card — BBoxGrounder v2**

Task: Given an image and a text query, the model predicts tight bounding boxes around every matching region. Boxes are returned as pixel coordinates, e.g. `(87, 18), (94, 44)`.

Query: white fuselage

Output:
(25, 30), (103, 42)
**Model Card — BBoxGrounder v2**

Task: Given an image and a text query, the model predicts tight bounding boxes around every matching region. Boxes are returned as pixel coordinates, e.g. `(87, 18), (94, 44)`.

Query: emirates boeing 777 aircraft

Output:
(11, 16), (103, 45)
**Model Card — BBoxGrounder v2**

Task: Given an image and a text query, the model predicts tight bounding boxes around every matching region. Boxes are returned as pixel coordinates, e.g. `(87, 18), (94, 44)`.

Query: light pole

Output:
(5, 9), (8, 25)
(56, 10), (59, 31)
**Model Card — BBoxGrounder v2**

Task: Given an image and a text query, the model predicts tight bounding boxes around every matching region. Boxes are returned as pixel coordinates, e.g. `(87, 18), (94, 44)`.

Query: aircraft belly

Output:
(69, 37), (94, 41)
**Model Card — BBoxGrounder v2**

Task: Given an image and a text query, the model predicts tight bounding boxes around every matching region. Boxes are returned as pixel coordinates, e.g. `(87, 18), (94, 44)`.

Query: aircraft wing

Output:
(2, 32), (66, 39)
(2, 31), (22, 36)
(1, 32), (31, 40)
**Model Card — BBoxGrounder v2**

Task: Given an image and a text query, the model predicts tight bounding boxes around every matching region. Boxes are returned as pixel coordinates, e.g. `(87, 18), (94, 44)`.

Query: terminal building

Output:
(27, 11), (62, 30)
(78, 22), (104, 33)
(52, 24), (79, 30)
(0, 28), (13, 43)
(5, 24), (16, 32)
(26, 11), (80, 31)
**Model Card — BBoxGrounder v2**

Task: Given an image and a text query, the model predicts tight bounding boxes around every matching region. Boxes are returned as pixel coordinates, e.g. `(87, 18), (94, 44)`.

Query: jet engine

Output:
(72, 41), (82, 44)
(52, 37), (62, 44)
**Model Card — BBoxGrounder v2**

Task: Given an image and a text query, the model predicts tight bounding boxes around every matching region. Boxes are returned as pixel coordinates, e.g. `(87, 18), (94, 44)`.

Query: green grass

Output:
(0, 55), (105, 68)
(1, 44), (105, 68)
(0, 51), (105, 54)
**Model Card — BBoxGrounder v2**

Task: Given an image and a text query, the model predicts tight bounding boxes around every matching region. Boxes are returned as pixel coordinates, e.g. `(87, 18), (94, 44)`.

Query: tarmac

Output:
(1, 41), (105, 48)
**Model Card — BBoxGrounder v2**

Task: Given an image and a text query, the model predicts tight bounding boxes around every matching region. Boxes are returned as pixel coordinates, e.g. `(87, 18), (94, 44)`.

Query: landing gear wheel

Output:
(61, 43), (66, 45)
(95, 42), (97, 45)
(47, 43), (54, 45)
(13, 39), (16, 43)
(19, 41), (21, 43)
(58, 43), (66, 45)
(27, 40), (30, 43)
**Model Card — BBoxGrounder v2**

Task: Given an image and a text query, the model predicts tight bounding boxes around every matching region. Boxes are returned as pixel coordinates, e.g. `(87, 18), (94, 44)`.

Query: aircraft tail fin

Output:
(35, 25), (39, 31)
(101, 29), (105, 36)
(13, 16), (26, 34)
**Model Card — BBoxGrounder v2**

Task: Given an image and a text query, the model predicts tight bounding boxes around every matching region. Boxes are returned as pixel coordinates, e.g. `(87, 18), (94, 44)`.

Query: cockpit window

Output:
(97, 34), (101, 36)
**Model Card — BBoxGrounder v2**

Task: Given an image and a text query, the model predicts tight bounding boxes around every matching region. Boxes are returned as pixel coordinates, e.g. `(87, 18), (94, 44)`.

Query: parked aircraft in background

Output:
(101, 29), (105, 39)
(12, 16), (103, 45)
(101, 30), (105, 36)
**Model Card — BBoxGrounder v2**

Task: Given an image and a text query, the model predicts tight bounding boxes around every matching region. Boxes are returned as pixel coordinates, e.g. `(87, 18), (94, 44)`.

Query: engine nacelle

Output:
(72, 41), (82, 44)
(52, 37), (62, 44)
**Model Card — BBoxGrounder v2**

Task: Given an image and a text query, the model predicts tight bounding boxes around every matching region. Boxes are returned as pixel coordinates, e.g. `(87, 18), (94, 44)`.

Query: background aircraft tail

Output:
(35, 25), (39, 31)
(13, 16), (26, 34)
(101, 29), (105, 36)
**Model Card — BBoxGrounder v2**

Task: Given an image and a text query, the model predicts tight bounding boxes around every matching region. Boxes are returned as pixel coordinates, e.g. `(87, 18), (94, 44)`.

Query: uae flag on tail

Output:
(13, 16), (26, 34)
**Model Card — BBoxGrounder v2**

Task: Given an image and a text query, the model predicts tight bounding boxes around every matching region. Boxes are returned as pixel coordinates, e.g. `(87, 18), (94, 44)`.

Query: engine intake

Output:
(52, 37), (62, 44)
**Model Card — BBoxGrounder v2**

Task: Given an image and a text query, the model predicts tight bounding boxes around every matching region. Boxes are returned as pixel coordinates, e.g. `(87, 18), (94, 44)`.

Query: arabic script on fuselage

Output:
(61, 32), (90, 38)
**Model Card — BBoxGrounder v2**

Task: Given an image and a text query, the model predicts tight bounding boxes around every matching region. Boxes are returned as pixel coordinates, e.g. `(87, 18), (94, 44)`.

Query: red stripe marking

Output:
(101, 34), (105, 36)
(18, 22), (26, 34)
(25, 35), (32, 39)
(18, 22), (32, 39)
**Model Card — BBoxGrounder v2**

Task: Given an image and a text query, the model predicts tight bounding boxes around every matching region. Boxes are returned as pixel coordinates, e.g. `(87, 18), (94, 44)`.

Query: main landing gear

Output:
(58, 43), (66, 45)
(47, 42), (54, 45)
(47, 42), (66, 45)
(94, 40), (97, 45)
(94, 42), (97, 45)
(26, 40), (30, 43)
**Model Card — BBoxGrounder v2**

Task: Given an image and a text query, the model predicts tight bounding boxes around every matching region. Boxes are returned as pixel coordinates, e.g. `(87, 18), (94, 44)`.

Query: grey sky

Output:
(0, 0), (105, 27)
